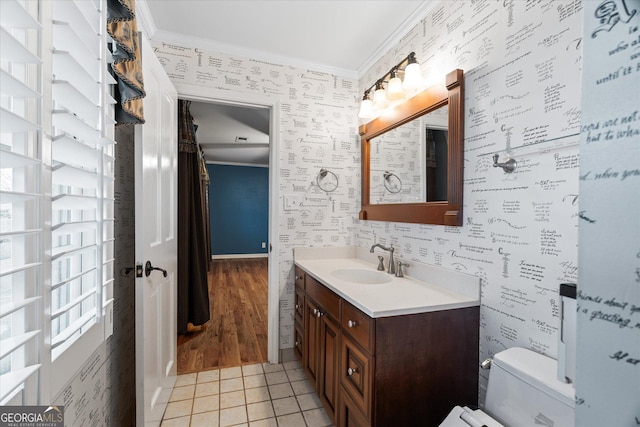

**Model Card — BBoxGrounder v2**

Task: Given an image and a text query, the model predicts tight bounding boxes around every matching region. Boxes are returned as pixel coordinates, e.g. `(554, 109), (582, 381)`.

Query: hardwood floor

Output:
(177, 258), (268, 374)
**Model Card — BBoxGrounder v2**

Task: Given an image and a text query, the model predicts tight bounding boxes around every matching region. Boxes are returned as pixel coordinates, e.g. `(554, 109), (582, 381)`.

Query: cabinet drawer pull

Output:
(347, 367), (359, 376)
(347, 320), (358, 328)
(295, 275), (302, 280)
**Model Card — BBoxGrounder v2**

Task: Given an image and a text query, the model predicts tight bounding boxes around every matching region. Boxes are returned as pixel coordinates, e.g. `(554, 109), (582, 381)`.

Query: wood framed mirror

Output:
(359, 69), (464, 226)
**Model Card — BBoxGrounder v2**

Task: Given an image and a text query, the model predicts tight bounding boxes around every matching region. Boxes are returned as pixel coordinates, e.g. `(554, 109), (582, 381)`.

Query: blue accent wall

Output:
(207, 164), (269, 255)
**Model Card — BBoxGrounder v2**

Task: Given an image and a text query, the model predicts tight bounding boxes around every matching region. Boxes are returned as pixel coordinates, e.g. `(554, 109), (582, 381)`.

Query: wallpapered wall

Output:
(576, 2), (639, 425)
(153, 0), (585, 403)
(150, 41), (361, 352)
(356, 0), (583, 401)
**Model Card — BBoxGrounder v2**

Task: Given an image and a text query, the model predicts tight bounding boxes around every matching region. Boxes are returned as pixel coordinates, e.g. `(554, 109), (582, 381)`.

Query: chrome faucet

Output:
(370, 243), (395, 274)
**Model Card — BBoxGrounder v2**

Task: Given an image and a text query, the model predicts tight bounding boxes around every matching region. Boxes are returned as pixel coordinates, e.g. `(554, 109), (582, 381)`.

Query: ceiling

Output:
(141, 0), (431, 166)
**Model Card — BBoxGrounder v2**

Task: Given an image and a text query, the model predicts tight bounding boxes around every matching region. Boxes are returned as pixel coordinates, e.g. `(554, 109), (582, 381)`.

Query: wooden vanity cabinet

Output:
(293, 265), (479, 426)
(296, 267), (341, 422)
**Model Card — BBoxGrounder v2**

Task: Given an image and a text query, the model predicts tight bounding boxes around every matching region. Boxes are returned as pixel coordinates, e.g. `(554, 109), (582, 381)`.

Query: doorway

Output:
(174, 90), (281, 374)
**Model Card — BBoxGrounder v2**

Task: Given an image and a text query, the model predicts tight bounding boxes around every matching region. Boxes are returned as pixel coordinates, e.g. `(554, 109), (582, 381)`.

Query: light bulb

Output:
(372, 81), (388, 110)
(402, 62), (422, 90)
(358, 98), (374, 119)
(386, 69), (404, 101)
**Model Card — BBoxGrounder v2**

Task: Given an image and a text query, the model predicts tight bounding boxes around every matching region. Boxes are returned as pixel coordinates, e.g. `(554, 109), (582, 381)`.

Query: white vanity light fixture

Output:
(357, 52), (424, 120)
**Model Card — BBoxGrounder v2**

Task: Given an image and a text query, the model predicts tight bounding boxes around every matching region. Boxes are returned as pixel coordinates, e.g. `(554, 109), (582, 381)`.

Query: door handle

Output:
(145, 260), (167, 277)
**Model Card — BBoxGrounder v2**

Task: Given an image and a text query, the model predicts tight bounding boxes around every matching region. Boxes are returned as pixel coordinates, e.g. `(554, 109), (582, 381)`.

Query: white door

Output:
(135, 35), (178, 426)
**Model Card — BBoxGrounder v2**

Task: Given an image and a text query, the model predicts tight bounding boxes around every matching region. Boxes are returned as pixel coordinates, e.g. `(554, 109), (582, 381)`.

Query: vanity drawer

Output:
(341, 302), (375, 354)
(295, 266), (306, 290)
(294, 286), (305, 328)
(306, 275), (340, 320)
(340, 334), (372, 420)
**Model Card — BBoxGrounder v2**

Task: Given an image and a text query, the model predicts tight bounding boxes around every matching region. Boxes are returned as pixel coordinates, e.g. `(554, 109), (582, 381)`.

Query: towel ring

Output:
(383, 171), (402, 193)
(316, 168), (339, 193)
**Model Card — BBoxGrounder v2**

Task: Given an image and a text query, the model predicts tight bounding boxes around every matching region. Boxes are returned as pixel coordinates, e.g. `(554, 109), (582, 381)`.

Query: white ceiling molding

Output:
(135, 0), (434, 80)
(134, 0), (157, 40)
(151, 29), (359, 79)
(356, 1), (438, 77)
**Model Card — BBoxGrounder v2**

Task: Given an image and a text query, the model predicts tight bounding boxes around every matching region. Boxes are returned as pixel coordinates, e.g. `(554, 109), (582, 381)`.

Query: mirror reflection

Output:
(369, 105), (448, 204)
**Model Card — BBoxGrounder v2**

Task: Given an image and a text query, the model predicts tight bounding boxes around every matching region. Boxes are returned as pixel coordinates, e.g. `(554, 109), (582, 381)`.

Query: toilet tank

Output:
(485, 347), (574, 427)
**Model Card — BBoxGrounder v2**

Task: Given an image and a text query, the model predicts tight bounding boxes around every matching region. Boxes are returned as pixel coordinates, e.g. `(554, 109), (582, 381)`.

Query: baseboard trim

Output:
(212, 253), (268, 260)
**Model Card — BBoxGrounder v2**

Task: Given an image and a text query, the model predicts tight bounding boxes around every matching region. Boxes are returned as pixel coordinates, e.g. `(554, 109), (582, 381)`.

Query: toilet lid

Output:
(440, 406), (505, 427)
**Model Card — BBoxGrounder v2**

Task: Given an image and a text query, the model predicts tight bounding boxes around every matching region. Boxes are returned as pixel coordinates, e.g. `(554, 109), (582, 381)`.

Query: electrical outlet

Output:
(261, 242), (266, 249)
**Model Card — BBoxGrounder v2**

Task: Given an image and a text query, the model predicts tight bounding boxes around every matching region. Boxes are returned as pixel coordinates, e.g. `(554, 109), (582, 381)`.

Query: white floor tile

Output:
(246, 401), (275, 421)
(290, 379), (315, 395)
(221, 366), (243, 380)
(198, 369), (220, 383)
(242, 363), (264, 376)
(303, 408), (332, 427)
(175, 373), (197, 387)
(249, 418), (277, 427)
(220, 406), (248, 427)
(283, 361), (302, 371)
(243, 374), (267, 389)
(160, 415), (191, 427)
(265, 371), (289, 385)
(268, 382), (294, 399)
(285, 368), (307, 382)
(163, 400), (193, 419)
(245, 386), (271, 404)
(276, 412), (306, 427)
(190, 410), (220, 427)
(297, 392), (323, 411)
(272, 396), (300, 416)
(262, 362), (284, 373)
(169, 385), (195, 402)
(196, 380), (220, 397)
(220, 390), (246, 409)
(221, 377), (245, 393)
(193, 394), (220, 414)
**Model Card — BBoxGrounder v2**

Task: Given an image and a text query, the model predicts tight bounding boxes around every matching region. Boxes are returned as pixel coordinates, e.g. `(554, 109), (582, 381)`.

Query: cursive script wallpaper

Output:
(357, 0), (583, 404)
(149, 42), (361, 353)
(576, 1), (639, 425)
(149, 0), (633, 417)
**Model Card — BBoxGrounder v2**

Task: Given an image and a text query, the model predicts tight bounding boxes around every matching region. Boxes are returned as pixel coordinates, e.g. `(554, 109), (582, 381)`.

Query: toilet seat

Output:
(439, 406), (505, 427)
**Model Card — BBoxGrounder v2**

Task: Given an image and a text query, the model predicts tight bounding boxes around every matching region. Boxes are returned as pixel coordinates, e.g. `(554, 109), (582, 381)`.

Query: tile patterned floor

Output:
(161, 360), (334, 427)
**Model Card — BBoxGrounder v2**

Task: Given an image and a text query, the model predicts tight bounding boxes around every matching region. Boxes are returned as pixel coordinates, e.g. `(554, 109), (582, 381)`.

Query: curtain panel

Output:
(177, 100), (211, 334)
(107, 0), (145, 125)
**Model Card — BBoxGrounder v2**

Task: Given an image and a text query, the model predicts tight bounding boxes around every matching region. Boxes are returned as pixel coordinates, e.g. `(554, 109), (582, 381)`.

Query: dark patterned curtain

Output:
(106, 0), (145, 125)
(177, 100), (211, 334)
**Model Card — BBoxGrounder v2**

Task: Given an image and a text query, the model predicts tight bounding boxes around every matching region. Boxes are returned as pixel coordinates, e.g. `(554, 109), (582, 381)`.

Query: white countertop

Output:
(294, 246), (480, 318)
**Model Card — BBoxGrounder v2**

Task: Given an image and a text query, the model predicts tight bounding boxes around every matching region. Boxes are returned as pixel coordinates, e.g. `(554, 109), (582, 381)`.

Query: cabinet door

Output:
(338, 385), (369, 427)
(294, 323), (304, 363)
(304, 298), (320, 386)
(319, 314), (340, 423)
(294, 286), (305, 328)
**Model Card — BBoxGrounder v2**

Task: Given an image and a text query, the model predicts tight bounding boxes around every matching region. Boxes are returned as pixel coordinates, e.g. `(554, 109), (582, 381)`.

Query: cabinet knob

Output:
(295, 341), (300, 347)
(347, 320), (357, 328)
(295, 275), (302, 280)
(313, 308), (318, 315)
(347, 367), (359, 376)
(316, 310), (324, 318)
(295, 304), (299, 310)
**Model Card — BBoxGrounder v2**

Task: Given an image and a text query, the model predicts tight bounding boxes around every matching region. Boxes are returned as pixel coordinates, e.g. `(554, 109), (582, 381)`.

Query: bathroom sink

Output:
(331, 268), (392, 284)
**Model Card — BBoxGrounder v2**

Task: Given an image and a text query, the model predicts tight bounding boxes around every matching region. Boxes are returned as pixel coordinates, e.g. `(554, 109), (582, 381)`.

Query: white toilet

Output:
(440, 347), (575, 427)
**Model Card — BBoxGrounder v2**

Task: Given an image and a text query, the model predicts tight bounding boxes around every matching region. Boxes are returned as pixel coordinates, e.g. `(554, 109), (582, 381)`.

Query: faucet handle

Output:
(377, 255), (385, 271)
(395, 261), (408, 277)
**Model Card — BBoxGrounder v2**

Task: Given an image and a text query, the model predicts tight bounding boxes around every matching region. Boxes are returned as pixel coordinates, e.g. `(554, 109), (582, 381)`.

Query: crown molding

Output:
(357, 1), (438, 77)
(134, 0), (157, 39)
(150, 29), (358, 79)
